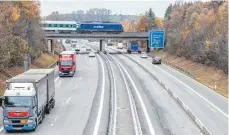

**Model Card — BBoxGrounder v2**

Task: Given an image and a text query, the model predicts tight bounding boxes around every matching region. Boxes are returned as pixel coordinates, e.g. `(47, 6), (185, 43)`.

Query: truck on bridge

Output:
(2, 69), (55, 132)
(58, 51), (76, 77)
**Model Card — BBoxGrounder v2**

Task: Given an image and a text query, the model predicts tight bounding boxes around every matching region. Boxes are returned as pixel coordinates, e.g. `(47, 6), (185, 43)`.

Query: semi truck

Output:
(127, 41), (138, 53)
(58, 51), (76, 77)
(2, 69), (55, 132)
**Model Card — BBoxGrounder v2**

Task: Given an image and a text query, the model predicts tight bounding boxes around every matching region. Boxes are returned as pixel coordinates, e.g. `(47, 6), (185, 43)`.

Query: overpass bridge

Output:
(45, 32), (148, 40)
(45, 32), (149, 52)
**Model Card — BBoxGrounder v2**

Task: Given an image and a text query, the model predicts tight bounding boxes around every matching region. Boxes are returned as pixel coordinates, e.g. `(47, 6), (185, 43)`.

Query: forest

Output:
(0, 1), (46, 71)
(122, 1), (228, 73)
(164, 1), (228, 73)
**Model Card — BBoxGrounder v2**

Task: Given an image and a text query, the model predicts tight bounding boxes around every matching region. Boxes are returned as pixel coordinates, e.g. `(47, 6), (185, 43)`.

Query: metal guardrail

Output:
(161, 59), (195, 79)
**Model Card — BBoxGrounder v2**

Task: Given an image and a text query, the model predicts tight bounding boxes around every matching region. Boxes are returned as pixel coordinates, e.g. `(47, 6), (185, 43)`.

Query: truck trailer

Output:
(58, 51), (76, 77)
(2, 69), (55, 132)
(127, 41), (138, 53)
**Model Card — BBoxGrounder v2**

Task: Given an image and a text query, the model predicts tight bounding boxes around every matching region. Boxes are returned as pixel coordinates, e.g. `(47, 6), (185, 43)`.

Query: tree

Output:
(146, 8), (156, 30)
(164, 4), (172, 19)
(121, 19), (130, 32)
(155, 17), (163, 29)
(134, 16), (149, 32)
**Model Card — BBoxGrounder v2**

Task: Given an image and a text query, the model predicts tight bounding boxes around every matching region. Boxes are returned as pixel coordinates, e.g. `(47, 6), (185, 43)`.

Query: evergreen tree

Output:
(164, 4), (172, 19)
(146, 8), (156, 30)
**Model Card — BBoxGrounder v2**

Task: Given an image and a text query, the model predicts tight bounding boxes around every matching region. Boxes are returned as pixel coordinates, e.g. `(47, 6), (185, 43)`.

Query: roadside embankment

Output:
(152, 51), (228, 98)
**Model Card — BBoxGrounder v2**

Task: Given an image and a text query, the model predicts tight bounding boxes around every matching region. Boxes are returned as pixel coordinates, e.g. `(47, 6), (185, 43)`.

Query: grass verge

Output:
(0, 53), (58, 96)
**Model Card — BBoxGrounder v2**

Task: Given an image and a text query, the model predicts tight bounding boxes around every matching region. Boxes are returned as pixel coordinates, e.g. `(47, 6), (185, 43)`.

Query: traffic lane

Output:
(83, 54), (110, 135)
(0, 54), (99, 135)
(136, 53), (228, 114)
(117, 55), (201, 135)
(110, 57), (135, 135)
(107, 46), (127, 53)
(112, 55), (165, 135)
(44, 54), (99, 135)
(129, 54), (228, 135)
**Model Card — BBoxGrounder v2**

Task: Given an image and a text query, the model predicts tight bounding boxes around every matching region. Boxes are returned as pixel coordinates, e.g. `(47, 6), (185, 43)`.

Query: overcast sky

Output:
(40, 0), (177, 18)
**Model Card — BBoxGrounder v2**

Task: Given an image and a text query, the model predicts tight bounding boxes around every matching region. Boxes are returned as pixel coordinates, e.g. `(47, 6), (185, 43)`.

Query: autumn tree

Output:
(164, 1), (228, 73)
(0, 1), (45, 70)
(134, 16), (149, 32)
(121, 19), (130, 32)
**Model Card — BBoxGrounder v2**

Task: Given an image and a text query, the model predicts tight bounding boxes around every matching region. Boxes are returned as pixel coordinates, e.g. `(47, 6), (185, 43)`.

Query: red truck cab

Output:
(58, 51), (76, 77)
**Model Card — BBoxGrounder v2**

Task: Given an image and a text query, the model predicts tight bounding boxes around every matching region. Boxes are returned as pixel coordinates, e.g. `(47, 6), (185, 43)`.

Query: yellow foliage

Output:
(20, 1), (40, 19)
(121, 19), (130, 32)
(155, 17), (163, 29)
(10, 6), (20, 22)
(205, 40), (211, 50)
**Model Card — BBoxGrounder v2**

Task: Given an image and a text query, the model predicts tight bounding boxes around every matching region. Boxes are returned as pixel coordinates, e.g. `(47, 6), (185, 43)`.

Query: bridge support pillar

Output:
(99, 39), (106, 53)
(47, 39), (54, 53)
(146, 40), (150, 53)
(99, 40), (102, 51)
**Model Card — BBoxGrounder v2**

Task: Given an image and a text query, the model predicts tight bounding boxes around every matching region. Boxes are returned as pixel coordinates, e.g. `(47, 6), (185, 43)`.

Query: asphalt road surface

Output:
(106, 46), (228, 135)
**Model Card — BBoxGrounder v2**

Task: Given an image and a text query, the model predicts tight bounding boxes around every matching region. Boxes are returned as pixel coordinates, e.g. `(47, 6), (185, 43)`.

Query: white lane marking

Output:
(113, 57), (142, 135)
(148, 60), (229, 118)
(50, 116), (59, 127)
(55, 76), (59, 82)
(74, 85), (78, 89)
(113, 56), (156, 135)
(0, 126), (3, 132)
(65, 97), (71, 104)
(107, 58), (117, 135)
(93, 55), (105, 135)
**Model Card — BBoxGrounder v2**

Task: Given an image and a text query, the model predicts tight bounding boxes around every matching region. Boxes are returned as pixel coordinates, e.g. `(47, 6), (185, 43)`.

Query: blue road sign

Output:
(149, 30), (165, 48)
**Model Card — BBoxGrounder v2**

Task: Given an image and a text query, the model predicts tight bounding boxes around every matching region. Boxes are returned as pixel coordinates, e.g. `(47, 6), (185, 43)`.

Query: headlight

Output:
(3, 119), (10, 124)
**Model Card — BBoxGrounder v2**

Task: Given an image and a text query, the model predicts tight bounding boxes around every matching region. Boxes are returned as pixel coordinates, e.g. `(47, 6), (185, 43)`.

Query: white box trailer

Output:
(23, 69), (55, 113)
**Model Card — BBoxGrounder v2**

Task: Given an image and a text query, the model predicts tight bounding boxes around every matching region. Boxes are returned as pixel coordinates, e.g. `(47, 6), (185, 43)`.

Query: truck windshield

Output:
(60, 60), (73, 66)
(5, 96), (32, 107)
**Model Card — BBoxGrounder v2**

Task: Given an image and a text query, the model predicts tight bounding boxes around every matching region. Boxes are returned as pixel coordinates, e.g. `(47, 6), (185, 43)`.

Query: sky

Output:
(40, 0), (176, 18)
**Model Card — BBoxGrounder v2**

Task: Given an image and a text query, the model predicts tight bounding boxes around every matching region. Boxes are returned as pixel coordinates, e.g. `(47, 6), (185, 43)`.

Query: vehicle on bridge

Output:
(58, 51), (76, 77)
(127, 41), (138, 53)
(40, 20), (78, 33)
(2, 69), (55, 132)
(77, 23), (123, 34)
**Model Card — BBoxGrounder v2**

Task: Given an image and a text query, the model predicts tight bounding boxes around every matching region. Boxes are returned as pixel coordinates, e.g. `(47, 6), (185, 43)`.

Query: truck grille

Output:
(12, 125), (24, 128)
(62, 68), (70, 71)
(11, 120), (21, 124)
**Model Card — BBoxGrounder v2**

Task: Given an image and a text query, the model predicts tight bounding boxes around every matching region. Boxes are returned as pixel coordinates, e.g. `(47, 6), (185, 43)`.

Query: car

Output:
(89, 52), (96, 57)
(86, 47), (91, 51)
(152, 57), (161, 64)
(107, 43), (113, 46)
(141, 52), (148, 58)
(75, 47), (80, 53)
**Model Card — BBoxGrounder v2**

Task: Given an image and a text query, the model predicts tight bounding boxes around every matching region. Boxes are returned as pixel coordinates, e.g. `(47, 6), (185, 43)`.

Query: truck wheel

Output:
(46, 107), (50, 114)
(52, 99), (55, 108)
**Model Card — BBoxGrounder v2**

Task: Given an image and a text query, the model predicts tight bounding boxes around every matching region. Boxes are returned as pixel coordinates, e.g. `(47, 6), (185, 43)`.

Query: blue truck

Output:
(77, 23), (123, 34)
(127, 41), (138, 53)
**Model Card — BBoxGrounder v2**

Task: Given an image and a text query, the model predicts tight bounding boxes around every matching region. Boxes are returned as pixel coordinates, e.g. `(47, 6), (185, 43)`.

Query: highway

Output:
(0, 40), (228, 135)
(105, 45), (228, 135)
